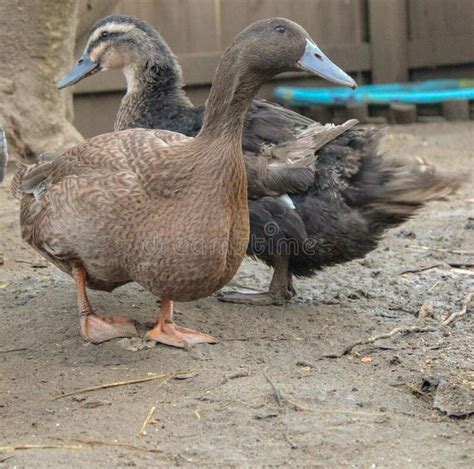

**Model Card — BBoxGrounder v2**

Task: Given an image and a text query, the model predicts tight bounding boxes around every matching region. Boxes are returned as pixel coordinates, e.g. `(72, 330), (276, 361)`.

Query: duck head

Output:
(58, 15), (173, 90)
(220, 17), (356, 88)
(59, 16), (356, 91)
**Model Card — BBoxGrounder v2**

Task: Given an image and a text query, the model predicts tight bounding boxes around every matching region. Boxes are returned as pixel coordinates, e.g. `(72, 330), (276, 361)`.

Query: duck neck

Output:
(199, 50), (268, 147)
(115, 42), (193, 130)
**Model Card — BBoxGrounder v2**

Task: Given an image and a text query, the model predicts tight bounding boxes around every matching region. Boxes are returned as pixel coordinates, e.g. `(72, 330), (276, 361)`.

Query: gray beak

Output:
(297, 39), (357, 89)
(58, 53), (101, 90)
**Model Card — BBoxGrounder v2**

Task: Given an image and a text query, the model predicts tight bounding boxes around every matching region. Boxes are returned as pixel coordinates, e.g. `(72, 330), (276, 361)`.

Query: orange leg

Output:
(73, 266), (138, 344)
(145, 299), (218, 349)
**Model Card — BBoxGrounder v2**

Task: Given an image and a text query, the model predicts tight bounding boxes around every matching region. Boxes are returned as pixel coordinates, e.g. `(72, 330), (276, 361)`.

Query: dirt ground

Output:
(0, 122), (473, 468)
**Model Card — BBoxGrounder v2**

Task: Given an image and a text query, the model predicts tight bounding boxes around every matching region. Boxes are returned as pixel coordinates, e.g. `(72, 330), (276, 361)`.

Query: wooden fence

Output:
(72, 0), (474, 137)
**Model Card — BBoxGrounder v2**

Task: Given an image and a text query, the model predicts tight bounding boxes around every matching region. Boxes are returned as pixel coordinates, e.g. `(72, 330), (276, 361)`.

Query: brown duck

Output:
(58, 15), (462, 306)
(15, 18), (355, 347)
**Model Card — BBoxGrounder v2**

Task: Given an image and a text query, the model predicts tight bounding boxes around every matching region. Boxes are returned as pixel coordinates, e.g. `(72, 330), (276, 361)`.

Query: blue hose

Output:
(274, 79), (474, 106)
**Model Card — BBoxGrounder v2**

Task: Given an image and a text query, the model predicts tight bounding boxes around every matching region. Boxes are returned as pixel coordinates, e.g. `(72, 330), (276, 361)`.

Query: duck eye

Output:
(100, 31), (109, 39)
(275, 25), (286, 33)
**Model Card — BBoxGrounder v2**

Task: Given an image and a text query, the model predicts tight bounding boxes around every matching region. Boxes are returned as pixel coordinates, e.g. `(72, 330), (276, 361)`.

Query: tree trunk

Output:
(0, 0), (83, 164)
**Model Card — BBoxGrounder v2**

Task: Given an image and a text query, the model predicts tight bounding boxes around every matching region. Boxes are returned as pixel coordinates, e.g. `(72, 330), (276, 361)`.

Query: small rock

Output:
(377, 309), (399, 319)
(464, 218), (474, 230)
(389, 356), (401, 366)
(72, 396), (86, 403)
(254, 412), (278, 420)
(15, 293), (34, 306)
(418, 301), (433, 320)
(82, 400), (112, 409)
(116, 337), (155, 352)
(433, 380), (474, 417)
(174, 372), (198, 380)
(396, 229), (417, 239)
(373, 340), (400, 350)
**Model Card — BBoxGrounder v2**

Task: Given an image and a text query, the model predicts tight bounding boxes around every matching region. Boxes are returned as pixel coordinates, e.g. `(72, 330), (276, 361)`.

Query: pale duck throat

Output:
(123, 64), (140, 96)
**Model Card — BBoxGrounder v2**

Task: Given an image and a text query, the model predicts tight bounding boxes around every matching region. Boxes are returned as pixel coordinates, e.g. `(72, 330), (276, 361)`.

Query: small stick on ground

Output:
(390, 383), (432, 400)
(0, 444), (83, 453)
(331, 324), (437, 357)
(139, 406), (156, 436)
(219, 367), (250, 385)
(225, 335), (294, 342)
(329, 290), (473, 357)
(0, 347), (28, 354)
(263, 372), (297, 449)
(441, 291), (473, 326)
(263, 372), (284, 407)
(53, 371), (186, 400)
(51, 437), (161, 453)
(399, 264), (443, 275)
(449, 267), (474, 276)
(407, 245), (474, 255)
(400, 263), (474, 276)
(448, 262), (474, 268)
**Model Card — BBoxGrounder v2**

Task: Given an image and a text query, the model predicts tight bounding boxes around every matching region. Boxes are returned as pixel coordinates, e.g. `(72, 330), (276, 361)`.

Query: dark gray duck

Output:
(59, 15), (462, 305)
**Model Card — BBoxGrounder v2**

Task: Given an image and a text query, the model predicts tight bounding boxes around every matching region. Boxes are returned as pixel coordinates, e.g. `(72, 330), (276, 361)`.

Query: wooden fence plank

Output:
(408, 0), (473, 41)
(219, 0), (365, 47)
(407, 0), (474, 68)
(368, 0), (408, 83)
(116, 0), (219, 53)
(409, 35), (474, 68)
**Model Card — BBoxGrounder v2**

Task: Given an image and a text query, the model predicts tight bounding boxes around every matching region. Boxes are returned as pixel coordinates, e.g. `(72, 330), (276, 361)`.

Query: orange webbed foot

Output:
(145, 321), (218, 349)
(73, 266), (139, 344)
(81, 314), (139, 344)
(145, 299), (218, 349)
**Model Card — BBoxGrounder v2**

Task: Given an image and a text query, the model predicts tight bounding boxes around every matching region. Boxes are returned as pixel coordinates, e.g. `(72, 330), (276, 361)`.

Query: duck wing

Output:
(242, 100), (313, 153)
(191, 99), (312, 152)
(15, 129), (194, 274)
(245, 118), (358, 199)
(16, 129), (191, 200)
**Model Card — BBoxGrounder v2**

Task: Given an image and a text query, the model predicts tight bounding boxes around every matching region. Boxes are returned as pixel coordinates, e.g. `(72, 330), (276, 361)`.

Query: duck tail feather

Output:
(345, 143), (464, 231)
(11, 150), (59, 200)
